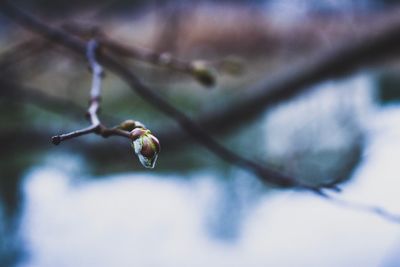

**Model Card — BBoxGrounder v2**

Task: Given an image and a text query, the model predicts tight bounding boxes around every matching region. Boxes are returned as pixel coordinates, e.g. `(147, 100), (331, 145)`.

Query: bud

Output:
(130, 128), (160, 169)
(190, 60), (216, 87)
(118, 120), (146, 131)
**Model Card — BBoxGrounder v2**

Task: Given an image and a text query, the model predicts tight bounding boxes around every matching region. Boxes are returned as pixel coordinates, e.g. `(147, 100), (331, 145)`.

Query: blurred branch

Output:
(319, 192), (400, 224)
(191, 13), (400, 134)
(137, 11), (400, 148)
(62, 23), (217, 87)
(1, 1), (400, 223)
(153, 0), (184, 53)
(0, 38), (48, 75)
(103, 38), (218, 87)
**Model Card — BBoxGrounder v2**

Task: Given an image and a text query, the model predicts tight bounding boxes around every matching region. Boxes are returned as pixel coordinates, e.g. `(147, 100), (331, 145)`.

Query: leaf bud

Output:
(190, 60), (216, 87)
(130, 128), (160, 169)
(118, 120), (146, 131)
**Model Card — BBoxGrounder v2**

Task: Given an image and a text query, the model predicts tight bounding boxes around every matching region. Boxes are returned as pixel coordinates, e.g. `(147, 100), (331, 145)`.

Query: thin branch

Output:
(318, 191), (400, 223)
(86, 39), (102, 126)
(103, 38), (221, 87)
(62, 23), (217, 87)
(2, 1), (400, 223)
(51, 39), (131, 145)
(51, 124), (98, 145)
(102, 38), (192, 73)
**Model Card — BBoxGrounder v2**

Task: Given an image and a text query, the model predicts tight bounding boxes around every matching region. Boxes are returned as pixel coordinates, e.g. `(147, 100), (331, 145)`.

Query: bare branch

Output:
(86, 39), (102, 127)
(102, 10), (400, 149)
(194, 15), (400, 133)
(51, 124), (99, 145)
(62, 23), (217, 87)
(318, 191), (400, 224)
(51, 39), (130, 145)
(2, 1), (400, 223)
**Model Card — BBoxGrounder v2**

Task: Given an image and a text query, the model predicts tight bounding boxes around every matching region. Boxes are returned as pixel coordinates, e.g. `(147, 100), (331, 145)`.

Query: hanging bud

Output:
(129, 128), (160, 169)
(190, 60), (216, 87)
(118, 120), (146, 131)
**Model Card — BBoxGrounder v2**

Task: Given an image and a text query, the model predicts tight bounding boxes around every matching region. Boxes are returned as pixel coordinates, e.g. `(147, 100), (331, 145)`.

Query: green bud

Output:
(119, 120), (146, 131)
(190, 60), (216, 87)
(130, 128), (160, 169)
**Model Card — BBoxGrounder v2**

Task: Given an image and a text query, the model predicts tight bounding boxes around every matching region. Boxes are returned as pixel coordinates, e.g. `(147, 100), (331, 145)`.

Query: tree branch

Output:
(157, 12), (400, 143)
(51, 39), (130, 145)
(61, 23), (217, 87)
(100, 10), (400, 149)
(318, 191), (400, 223)
(1, 1), (400, 223)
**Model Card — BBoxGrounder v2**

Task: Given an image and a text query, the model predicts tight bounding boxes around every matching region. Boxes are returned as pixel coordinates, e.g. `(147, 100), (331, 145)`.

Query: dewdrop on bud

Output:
(190, 60), (216, 87)
(130, 128), (160, 169)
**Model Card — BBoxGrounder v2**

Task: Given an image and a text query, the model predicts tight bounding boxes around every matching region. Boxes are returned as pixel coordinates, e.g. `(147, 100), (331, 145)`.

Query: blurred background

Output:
(1, 0), (400, 266)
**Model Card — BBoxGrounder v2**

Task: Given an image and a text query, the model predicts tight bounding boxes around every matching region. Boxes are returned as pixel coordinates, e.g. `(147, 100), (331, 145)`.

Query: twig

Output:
(104, 39), (219, 87)
(317, 191), (400, 223)
(51, 39), (130, 145)
(86, 39), (102, 127)
(1, 1), (400, 223)
(62, 23), (217, 87)
(103, 38), (191, 73)
(51, 124), (98, 145)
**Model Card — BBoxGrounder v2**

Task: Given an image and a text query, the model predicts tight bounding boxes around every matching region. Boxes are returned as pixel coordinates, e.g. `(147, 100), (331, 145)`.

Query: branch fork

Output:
(50, 39), (160, 168)
(51, 39), (129, 144)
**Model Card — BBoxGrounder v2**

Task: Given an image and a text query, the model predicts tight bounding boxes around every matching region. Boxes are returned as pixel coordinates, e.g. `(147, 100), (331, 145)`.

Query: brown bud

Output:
(119, 120), (146, 132)
(190, 60), (216, 87)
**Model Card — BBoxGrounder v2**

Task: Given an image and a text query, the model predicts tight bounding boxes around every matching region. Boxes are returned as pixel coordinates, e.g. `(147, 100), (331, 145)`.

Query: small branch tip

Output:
(51, 135), (61, 145)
